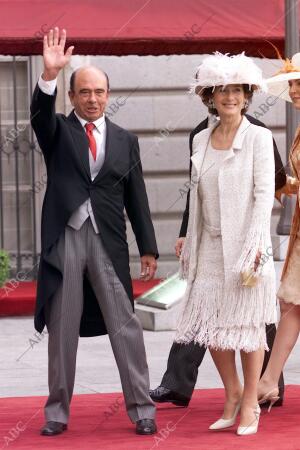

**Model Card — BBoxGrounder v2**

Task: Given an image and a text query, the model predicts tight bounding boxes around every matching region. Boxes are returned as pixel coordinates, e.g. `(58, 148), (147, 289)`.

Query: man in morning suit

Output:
(150, 114), (286, 408)
(32, 28), (158, 436)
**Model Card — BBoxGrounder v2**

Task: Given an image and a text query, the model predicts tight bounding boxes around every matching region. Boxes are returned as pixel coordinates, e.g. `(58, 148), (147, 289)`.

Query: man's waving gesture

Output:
(42, 27), (74, 81)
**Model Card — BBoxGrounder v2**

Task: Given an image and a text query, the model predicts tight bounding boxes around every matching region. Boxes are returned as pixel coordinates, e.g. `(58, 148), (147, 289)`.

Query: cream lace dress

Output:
(175, 140), (271, 351)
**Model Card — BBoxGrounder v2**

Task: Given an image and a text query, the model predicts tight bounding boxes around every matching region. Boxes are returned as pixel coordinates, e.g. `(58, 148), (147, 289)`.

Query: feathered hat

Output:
(266, 52), (300, 102)
(191, 52), (267, 95)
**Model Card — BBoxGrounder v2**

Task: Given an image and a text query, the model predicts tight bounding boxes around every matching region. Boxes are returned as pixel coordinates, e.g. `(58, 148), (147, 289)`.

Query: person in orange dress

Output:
(258, 53), (300, 408)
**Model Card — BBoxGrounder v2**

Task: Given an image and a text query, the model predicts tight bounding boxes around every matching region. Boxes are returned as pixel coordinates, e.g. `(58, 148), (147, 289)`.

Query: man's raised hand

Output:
(42, 27), (74, 81)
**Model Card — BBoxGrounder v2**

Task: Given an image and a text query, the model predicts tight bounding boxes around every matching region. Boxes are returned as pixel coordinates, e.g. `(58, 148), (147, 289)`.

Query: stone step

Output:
(135, 302), (181, 332)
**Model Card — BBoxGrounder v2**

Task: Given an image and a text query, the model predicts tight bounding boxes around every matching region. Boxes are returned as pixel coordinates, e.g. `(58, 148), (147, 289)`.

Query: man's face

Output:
(69, 68), (109, 121)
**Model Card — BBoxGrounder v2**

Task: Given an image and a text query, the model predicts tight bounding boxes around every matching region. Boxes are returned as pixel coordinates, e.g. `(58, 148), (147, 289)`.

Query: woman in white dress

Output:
(175, 53), (277, 436)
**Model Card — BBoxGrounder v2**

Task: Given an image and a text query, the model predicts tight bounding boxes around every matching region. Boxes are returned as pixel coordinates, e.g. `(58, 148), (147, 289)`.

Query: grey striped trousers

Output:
(44, 219), (155, 424)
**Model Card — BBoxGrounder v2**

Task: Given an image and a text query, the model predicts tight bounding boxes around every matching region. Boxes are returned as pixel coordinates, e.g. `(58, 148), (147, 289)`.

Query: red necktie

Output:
(85, 123), (97, 161)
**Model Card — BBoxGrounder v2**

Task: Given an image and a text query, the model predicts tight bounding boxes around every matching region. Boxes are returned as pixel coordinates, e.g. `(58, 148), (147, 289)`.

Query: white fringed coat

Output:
(176, 116), (277, 351)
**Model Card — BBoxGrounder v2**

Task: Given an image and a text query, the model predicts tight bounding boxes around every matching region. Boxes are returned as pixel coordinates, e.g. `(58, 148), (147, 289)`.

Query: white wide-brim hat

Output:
(191, 52), (267, 95)
(266, 53), (300, 102)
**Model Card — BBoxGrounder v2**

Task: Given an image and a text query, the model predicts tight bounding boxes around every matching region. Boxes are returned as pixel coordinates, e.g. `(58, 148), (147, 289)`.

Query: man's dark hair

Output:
(69, 68), (110, 92)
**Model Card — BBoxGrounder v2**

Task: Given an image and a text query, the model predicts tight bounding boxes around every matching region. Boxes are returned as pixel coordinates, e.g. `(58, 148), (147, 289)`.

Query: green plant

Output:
(0, 249), (9, 288)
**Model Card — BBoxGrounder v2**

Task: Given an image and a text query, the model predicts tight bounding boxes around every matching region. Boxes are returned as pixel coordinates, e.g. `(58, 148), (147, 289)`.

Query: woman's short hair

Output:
(200, 84), (254, 116)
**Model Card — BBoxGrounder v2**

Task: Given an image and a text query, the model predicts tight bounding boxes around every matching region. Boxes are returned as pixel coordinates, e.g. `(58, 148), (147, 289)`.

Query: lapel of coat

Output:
(92, 117), (122, 183)
(191, 115), (251, 177)
(67, 113), (122, 182)
(219, 115), (251, 163)
(230, 115), (251, 156)
(190, 121), (219, 178)
(67, 110), (91, 179)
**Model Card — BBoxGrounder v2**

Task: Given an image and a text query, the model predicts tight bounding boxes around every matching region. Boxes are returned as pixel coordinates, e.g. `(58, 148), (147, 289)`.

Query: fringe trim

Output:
(175, 275), (277, 352)
(179, 229), (193, 280)
(176, 325), (269, 353)
(233, 221), (271, 277)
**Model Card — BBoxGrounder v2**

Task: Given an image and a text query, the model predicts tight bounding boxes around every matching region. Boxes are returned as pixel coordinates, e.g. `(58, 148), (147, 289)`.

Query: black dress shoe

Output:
(149, 386), (190, 407)
(40, 421), (67, 436)
(136, 419), (157, 435)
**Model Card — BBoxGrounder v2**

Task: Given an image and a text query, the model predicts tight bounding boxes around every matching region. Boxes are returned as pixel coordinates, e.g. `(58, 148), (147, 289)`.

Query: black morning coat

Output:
(179, 114), (287, 237)
(31, 85), (158, 337)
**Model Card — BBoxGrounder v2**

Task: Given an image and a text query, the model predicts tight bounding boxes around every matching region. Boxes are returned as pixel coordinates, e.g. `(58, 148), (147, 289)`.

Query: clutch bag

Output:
(241, 269), (260, 287)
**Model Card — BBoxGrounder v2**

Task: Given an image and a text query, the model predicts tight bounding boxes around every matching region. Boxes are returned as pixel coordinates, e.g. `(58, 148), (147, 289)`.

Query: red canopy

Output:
(0, 0), (294, 57)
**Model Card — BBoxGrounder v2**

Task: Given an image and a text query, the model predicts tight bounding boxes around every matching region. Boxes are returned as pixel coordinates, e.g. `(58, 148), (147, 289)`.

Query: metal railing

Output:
(0, 56), (42, 279)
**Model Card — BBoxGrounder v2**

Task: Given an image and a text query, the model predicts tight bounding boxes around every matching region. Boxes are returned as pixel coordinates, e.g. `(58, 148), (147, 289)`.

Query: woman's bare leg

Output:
(209, 349), (243, 418)
(240, 348), (264, 427)
(258, 302), (300, 397)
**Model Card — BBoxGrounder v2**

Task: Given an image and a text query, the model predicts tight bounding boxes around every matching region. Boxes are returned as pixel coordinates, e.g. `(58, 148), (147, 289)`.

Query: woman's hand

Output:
(275, 175), (299, 205)
(175, 237), (185, 259)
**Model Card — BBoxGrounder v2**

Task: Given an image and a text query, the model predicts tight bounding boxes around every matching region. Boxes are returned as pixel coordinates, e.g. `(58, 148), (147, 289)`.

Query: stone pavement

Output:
(1, 316), (300, 399)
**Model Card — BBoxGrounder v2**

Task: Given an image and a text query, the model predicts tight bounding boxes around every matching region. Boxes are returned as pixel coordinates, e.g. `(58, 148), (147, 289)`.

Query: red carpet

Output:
(0, 387), (300, 450)
(0, 280), (161, 317)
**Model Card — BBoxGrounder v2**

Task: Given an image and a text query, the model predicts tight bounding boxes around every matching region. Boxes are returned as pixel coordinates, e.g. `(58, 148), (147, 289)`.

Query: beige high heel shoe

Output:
(237, 404), (261, 436)
(209, 404), (240, 430)
(258, 387), (280, 413)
